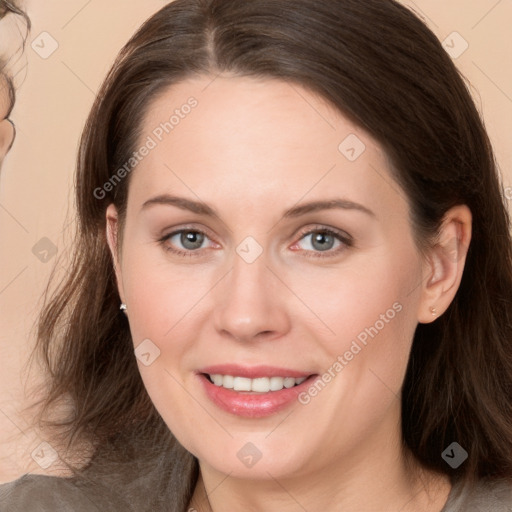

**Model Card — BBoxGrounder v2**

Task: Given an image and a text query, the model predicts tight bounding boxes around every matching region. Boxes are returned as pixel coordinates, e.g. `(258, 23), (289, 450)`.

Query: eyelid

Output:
(162, 223), (214, 238)
(295, 224), (352, 242)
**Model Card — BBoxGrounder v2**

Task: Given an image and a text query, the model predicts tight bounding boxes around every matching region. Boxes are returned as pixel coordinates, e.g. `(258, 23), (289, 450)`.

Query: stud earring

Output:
(430, 306), (437, 317)
(120, 303), (127, 315)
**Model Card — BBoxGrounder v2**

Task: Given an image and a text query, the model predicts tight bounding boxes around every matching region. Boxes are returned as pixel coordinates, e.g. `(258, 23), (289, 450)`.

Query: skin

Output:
(0, 73), (15, 167)
(106, 75), (471, 511)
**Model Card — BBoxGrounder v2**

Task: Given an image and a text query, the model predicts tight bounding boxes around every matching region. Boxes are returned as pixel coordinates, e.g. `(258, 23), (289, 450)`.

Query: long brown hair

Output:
(29, 0), (512, 510)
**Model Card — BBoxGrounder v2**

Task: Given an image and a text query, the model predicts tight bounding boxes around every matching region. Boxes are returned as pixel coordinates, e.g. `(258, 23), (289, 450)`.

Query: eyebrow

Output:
(141, 194), (375, 218)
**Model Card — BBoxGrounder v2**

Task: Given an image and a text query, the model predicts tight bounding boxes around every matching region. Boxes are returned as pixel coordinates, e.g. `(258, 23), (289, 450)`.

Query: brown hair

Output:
(29, 0), (512, 510)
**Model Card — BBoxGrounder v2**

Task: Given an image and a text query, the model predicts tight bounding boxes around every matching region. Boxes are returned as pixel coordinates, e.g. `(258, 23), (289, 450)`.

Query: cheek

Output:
(119, 250), (214, 452)
(121, 241), (209, 342)
(290, 248), (422, 429)
(287, 255), (420, 455)
(289, 246), (421, 356)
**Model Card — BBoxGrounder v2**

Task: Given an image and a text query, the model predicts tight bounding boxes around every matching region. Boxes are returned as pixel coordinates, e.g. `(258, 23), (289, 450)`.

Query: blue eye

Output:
(299, 231), (339, 251)
(160, 229), (211, 257)
(170, 230), (207, 250)
(293, 227), (352, 258)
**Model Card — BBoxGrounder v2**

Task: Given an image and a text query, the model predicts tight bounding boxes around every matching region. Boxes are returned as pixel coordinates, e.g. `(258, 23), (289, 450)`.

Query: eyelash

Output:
(158, 225), (353, 259)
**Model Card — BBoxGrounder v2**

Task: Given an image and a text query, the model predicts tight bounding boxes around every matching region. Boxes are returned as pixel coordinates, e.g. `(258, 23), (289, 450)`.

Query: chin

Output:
(189, 435), (315, 481)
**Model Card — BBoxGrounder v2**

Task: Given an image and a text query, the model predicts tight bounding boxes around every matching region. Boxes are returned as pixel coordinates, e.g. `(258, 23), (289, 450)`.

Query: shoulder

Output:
(443, 477), (512, 512)
(0, 473), (130, 512)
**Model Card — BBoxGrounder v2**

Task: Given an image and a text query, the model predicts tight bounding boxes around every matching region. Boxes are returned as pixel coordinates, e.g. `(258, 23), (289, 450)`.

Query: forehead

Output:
(142, 75), (356, 152)
(127, 75), (406, 219)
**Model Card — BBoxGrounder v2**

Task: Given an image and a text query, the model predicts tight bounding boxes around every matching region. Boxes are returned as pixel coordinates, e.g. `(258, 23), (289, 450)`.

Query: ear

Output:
(106, 203), (125, 302)
(417, 205), (472, 323)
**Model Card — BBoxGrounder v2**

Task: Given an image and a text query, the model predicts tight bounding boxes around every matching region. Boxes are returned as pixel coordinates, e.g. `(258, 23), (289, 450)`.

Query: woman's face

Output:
(107, 75), (432, 480)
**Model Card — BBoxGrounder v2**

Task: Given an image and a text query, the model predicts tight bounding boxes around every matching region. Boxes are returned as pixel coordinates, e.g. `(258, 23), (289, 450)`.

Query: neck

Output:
(188, 403), (452, 512)
(190, 450), (451, 512)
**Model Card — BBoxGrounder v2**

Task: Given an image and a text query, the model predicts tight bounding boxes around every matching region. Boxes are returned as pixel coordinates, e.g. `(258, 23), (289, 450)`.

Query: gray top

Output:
(0, 473), (132, 511)
(1, 473), (511, 511)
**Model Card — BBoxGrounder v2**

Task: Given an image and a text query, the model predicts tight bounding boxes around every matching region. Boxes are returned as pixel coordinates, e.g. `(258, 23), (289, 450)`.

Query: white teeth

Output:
(251, 377), (270, 392)
(211, 374), (224, 386)
(208, 374), (308, 392)
(233, 376), (252, 391)
(223, 375), (234, 389)
(283, 377), (296, 388)
(269, 376), (284, 391)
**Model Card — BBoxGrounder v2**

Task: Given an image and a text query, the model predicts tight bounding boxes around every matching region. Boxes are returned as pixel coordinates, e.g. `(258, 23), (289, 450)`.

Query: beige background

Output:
(0, 0), (511, 482)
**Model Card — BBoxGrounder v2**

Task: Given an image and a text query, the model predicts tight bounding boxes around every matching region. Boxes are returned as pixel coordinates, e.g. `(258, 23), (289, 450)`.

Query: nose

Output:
(213, 249), (291, 343)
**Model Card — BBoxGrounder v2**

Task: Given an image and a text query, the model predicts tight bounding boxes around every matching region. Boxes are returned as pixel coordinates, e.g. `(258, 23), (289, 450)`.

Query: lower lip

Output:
(198, 374), (318, 418)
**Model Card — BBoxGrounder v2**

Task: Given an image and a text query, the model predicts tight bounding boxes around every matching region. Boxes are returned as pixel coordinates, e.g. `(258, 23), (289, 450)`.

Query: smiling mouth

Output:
(203, 373), (313, 393)
(198, 370), (320, 417)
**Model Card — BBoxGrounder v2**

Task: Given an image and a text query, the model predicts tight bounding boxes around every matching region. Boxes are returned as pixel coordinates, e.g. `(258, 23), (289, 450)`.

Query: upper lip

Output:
(198, 364), (315, 379)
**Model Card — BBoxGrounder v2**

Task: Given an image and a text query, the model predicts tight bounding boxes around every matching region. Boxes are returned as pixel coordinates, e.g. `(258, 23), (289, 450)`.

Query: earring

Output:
(430, 306), (437, 317)
(120, 303), (127, 315)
